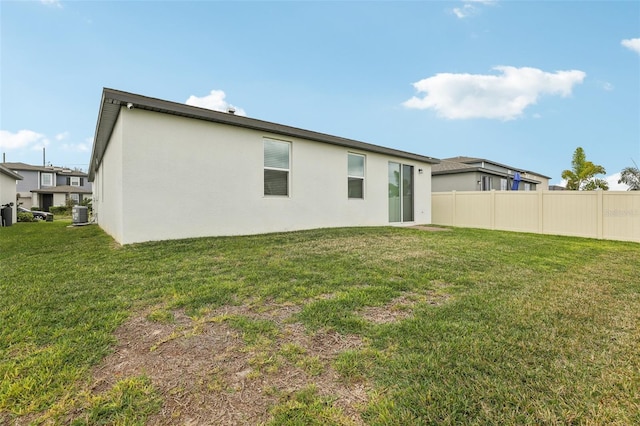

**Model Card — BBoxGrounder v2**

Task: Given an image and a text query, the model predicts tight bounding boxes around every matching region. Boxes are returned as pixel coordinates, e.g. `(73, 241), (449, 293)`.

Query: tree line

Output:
(561, 147), (639, 191)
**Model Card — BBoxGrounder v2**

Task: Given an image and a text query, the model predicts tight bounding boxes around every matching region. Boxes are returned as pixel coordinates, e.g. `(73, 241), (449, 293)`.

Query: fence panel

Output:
(431, 191), (640, 243)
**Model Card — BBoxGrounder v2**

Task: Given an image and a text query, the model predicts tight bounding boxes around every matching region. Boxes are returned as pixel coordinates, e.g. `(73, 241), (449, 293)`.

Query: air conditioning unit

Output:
(72, 205), (88, 224)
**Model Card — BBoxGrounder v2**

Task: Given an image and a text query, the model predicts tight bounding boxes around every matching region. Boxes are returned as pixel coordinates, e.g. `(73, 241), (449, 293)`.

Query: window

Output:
(41, 173), (53, 186)
(264, 138), (290, 196)
(348, 153), (365, 199)
(67, 193), (80, 205)
(524, 183), (531, 191)
(69, 176), (81, 186)
(500, 178), (508, 191)
(481, 176), (492, 191)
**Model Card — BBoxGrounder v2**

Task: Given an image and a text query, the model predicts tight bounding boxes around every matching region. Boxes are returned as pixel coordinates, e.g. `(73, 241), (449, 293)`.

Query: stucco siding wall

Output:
(53, 193), (66, 207)
(0, 173), (18, 224)
(432, 174), (478, 192)
(15, 171), (38, 192)
(94, 112), (125, 243)
(111, 108), (431, 244)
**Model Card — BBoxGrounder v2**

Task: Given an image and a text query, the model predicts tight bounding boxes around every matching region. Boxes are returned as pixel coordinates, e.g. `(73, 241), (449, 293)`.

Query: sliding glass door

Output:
(388, 162), (414, 223)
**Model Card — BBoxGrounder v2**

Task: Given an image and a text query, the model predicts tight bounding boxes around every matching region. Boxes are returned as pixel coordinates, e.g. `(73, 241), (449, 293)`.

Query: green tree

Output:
(618, 161), (640, 191)
(561, 147), (609, 190)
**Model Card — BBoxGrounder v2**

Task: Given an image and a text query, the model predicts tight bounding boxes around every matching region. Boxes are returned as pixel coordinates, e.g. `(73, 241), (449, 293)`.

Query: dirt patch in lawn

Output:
(89, 302), (368, 425)
(360, 290), (452, 324)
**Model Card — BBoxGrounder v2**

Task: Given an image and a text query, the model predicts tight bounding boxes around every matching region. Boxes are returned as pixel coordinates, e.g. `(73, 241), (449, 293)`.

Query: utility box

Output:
(72, 205), (88, 224)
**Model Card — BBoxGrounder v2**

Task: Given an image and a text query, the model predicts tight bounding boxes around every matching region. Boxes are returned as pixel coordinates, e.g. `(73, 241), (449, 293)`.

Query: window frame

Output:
(41, 172), (53, 187)
(347, 152), (365, 199)
(67, 193), (80, 205)
(70, 176), (81, 186)
(263, 138), (291, 197)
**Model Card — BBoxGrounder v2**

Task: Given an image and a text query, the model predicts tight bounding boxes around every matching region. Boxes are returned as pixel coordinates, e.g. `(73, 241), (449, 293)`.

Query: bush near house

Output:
(48, 206), (68, 216)
(0, 222), (638, 424)
(16, 212), (35, 222)
(48, 197), (93, 217)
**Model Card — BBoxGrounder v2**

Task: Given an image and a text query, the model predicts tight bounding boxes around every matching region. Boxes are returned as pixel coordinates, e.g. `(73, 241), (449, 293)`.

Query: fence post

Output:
(538, 190), (544, 235)
(490, 190), (496, 230)
(451, 191), (456, 226)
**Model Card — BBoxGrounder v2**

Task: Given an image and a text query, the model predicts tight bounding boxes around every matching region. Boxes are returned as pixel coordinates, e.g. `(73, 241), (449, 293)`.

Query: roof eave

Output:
(0, 165), (23, 180)
(433, 168), (541, 184)
(88, 88), (439, 181)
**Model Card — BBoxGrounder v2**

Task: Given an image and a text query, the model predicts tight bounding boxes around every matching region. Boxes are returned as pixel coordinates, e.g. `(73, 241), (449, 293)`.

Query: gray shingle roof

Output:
(89, 88), (440, 181)
(431, 160), (477, 173)
(439, 156), (551, 179)
(31, 185), (92, 194)
(0, 164), (23, 180)
(3, 162), (87, 176)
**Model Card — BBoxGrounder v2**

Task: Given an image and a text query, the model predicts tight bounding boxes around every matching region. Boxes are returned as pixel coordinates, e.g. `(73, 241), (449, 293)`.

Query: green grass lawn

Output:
(1, 221), (638, 424)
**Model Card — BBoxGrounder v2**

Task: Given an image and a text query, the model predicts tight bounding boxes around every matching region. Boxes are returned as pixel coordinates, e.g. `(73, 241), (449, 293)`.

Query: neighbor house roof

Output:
(437, 156), (551, 179)
(3, 162), (88, 177)
(0, 164), (23, 180)
(89, 88), (439, 181)
(432, 158), (544, 184)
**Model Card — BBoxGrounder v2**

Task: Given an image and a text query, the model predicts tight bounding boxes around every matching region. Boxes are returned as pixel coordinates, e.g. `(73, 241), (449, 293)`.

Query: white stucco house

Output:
(89, 88), (439, 245)
(0, 164), (22, 226)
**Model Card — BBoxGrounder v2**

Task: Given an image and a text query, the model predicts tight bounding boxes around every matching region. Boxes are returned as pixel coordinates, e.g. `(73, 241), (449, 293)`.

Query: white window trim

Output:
(500, 178), (507, 191)
(70, 176), (81, 186)
(41, 172), (53, 187)
(348, 153), (365, 199)
(263, 138), (291, 197)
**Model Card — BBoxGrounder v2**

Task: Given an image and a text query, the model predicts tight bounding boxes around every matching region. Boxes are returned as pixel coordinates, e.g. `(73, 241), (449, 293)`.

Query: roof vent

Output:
(227, 106), (236, 115)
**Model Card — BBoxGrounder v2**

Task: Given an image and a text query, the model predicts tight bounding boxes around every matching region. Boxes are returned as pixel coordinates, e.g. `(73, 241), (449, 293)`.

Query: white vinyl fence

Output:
(432, 191), (640, 243)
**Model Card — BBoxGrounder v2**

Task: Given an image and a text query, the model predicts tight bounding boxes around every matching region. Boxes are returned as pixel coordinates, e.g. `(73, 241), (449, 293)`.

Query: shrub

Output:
(17, 212), (35, 222)
(81, 197), (93, 213)
(49, 206), (69, 216)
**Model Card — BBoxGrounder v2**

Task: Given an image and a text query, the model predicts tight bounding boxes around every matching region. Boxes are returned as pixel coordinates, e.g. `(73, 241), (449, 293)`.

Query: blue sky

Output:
(1, 0), (639, 189)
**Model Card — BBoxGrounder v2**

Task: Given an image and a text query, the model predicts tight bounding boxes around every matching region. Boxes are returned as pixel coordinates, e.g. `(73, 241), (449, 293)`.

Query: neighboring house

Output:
(2, 162), (92, 211)
(0, 164), (23, 226)
(549, 185), (567, 191)
(89, 88), (440, 245)
(432, 156), (550, 192)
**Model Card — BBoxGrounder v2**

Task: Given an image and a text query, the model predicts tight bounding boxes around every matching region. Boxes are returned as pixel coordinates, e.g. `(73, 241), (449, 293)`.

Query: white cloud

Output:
(621, 38), (640, 55)
(403, 66), (586, 120)
(452, 0), (497, 19)
(601, 81), (614, 91)
(55, 131), (69, 141)
(453, 4), (475, 19)
(41, 0), (63, 8)
(0, 129), (49, 150)
(185, 90), (246, 116)
(62, 143), (90, 153)
(606, 173), (630, 191)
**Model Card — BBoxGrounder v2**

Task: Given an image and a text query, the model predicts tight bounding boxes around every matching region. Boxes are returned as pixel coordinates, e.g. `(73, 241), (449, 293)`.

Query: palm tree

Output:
(618, 161), (640, 190)
(561, 147), (609, 190)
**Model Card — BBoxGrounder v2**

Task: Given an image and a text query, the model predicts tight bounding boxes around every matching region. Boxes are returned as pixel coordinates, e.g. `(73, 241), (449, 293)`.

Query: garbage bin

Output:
(72, 205), (88, 224)
(1, 203), (13, 227)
